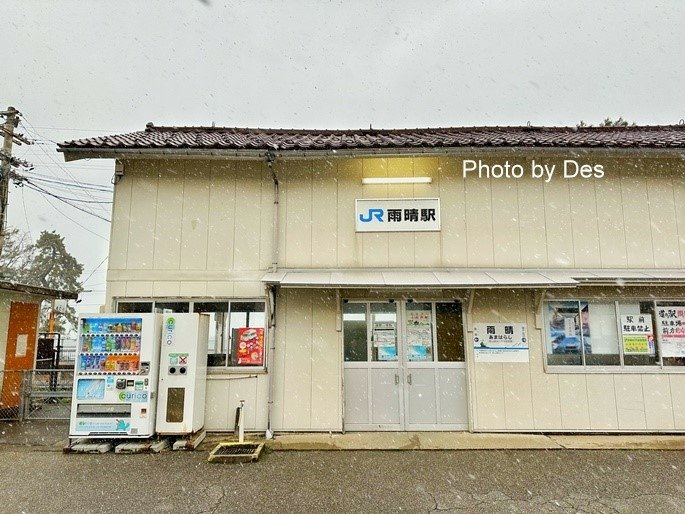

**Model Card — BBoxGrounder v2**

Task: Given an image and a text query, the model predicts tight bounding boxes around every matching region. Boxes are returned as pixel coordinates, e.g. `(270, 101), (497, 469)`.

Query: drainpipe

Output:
(267, 150), (279, 272)
(265, 149), (278, 439)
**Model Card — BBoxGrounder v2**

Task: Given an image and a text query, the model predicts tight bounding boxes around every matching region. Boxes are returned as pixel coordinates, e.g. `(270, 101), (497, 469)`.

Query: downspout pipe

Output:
(265, 149), (278, 439)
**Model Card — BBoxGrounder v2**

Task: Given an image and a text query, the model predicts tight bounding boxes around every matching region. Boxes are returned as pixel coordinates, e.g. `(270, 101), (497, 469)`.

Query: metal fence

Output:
(0, 369), (73, 421)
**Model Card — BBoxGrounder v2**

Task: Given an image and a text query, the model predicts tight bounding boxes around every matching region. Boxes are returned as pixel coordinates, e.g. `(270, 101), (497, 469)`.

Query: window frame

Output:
(114, 297), (268, 374)
(342, 299), (465, 364)
(543, 297), (685, 374)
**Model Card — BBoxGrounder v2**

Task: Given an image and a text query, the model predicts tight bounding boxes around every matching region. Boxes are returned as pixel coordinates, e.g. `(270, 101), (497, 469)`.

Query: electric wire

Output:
(21, 181), (111, 222)
(38, 194), (109, 242)
(81, 255), (108, 286)
(19, 115), (112, 214)
(21, 172), (113, 193)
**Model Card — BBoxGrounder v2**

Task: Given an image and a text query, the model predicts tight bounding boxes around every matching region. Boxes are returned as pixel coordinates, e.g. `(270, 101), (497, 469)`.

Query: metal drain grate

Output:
(208, 442), (264, 463)
(214, 444), (259, 455)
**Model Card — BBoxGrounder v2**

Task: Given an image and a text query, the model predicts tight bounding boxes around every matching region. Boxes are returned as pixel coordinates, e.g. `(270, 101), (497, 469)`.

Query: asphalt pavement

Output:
(2, 421), (685, 513)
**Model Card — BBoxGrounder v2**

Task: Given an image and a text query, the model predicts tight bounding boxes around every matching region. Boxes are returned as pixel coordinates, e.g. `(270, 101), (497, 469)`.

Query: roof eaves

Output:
(0, 281), (79, 299)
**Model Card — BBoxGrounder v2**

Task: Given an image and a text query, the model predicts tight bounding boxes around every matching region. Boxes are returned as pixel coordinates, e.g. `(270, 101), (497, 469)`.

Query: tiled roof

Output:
(59, 123), (685, 153)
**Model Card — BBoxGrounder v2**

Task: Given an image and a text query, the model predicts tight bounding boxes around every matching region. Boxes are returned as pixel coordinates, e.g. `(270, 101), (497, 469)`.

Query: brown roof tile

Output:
(59, 124), (685, 153)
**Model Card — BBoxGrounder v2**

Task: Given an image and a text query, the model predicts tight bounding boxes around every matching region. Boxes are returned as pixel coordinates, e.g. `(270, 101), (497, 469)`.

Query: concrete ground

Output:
(2, 421), (685, 513)
(3, 419), (685, 451)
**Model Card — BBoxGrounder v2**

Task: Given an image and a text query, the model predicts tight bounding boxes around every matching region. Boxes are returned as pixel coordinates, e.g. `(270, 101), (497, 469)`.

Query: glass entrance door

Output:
(343, 300), (468, 431)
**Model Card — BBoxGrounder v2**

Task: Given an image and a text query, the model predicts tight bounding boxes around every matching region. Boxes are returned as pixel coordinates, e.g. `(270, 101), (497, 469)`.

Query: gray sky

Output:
(5, 0), (685, 313)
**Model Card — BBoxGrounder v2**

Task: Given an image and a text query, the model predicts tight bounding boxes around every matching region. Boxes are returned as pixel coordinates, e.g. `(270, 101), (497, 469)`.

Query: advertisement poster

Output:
(546, 301), (583, 356)
(236, 327), (265, 365)
(406, 310), (432, 361)
(377, 345), (398, 361)
(473, 323), (529, 362)
(76, 379), (106, 400)
(620, 315), (655, 355)
(656, 306), (685, 358)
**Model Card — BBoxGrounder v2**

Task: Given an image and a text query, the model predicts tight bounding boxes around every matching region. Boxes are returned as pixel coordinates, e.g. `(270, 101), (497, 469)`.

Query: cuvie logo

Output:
(359, 208), (384, 223)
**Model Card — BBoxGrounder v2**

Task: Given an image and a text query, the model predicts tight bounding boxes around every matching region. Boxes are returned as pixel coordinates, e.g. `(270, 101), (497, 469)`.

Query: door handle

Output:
(395, 374), (400, 385)
(407, 373), (412, 385)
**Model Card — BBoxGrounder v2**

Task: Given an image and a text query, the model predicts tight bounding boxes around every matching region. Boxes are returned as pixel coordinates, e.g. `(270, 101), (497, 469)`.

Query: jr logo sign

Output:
(359, 208), (384, 223)
(355, 198), (441, 232)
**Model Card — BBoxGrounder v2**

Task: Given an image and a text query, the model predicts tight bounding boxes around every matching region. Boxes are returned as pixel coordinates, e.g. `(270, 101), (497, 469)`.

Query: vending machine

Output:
(69, 313), (162, 439)
(156, 313), (209, 435)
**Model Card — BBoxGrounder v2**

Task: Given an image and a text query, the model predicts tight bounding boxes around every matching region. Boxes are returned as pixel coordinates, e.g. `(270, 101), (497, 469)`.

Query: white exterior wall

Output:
(468, 287), (685, 432)
(104, 152), (685, 432)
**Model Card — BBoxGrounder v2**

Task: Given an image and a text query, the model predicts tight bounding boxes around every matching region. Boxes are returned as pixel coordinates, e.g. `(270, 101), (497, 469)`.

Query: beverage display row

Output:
(81, 334), (141, 353)
(81, 318), (142, 334)
(79, 354), (140, 373)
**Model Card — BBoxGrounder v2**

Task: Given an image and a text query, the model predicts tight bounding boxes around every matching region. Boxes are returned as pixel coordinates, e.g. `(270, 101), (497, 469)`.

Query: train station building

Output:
(59, 124), (685, 434)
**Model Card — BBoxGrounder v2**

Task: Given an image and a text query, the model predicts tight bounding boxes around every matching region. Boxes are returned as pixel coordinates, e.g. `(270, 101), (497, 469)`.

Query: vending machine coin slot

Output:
(116, 378), (126, 390)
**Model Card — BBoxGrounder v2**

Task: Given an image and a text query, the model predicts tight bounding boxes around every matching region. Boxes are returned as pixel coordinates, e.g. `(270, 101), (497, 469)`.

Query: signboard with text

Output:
(355, 198), (440, 232)
(620, 314), (655, 355)
(656, 306), (685, 358)
(473, 323), (529, 362)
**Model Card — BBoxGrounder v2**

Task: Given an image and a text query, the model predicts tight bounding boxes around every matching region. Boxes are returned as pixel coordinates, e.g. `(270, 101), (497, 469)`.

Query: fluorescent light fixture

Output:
(361, 177), (432, 185)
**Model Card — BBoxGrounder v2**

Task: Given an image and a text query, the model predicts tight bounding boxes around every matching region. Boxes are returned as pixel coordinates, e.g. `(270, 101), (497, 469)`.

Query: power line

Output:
(20, 187), (33, 243)
(29, 125), (124, 133)
(20, 180), (111, 222)
(20, 115), (111, 211)
(81, 255), (108, 286)
(22, 172), (113, 193)
(38, 194), (109, 242)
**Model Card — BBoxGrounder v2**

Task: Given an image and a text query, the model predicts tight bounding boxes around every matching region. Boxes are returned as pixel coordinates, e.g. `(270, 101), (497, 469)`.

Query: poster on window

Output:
(373, 321), (396, 347)
(377, 344), (398, 361)
(546, 301), (583, 356)
(236, 327), (264, 365)
(620, 315), (655, 355)
(473, 323), (528, 362)
(406, 310), (432, 361)
(656, 306), (685, 358)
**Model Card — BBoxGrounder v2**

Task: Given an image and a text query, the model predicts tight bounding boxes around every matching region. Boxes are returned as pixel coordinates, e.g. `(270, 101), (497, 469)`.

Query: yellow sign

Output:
(622, 335), (650, 354)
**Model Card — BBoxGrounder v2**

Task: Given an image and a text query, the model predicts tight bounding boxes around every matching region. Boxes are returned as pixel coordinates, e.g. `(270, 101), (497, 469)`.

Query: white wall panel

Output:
(153, 162), (184, 270)
(585, 374), (618, 430)
(207, 163), (236, 270)
(614, 374), (647, 430)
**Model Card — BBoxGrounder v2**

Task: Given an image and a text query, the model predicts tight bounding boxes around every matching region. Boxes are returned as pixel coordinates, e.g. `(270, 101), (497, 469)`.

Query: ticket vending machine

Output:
(156, 313), (209, 435)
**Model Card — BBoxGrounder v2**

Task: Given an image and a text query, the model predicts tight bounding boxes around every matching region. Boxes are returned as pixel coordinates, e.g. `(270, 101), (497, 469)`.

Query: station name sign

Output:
(355, 198), (441, 232)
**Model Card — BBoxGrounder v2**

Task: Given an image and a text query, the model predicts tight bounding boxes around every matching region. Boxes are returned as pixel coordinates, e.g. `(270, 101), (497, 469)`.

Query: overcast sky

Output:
(5, 0), (684, 313)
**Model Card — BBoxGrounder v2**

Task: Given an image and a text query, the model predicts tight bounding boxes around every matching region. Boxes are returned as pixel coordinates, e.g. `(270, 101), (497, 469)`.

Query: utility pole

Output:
(0, 106), (30, 255)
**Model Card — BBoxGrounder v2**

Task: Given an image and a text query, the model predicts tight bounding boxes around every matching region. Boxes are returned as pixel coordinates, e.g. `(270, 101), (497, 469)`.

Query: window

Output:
(117, 301), (153, 314)
(115, 298), (266, 370)
(154, 302), (189, 313)
(342, 300), (465, 363)
(343, 302), (367, 362)
(436, 302), (465, 362)
(545, 299), (685, 369)
(193, 302), (228, 367)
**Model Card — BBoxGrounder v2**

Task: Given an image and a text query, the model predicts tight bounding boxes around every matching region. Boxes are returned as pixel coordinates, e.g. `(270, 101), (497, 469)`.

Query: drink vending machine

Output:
(69, 313), (162, 438)
(156, 313), (209, 435)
